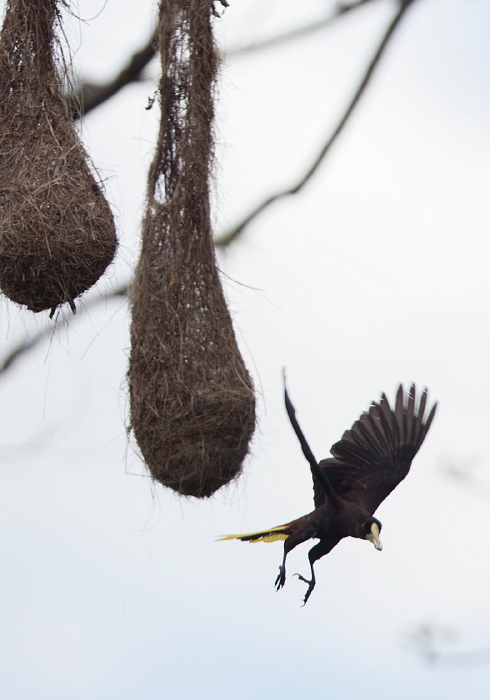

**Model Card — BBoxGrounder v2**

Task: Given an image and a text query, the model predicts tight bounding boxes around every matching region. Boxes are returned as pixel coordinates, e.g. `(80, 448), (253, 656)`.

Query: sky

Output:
(1, 0), (490, 698)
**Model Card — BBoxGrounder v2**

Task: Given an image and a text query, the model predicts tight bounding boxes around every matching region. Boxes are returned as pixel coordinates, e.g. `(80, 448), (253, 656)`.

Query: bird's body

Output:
(219, 383), (437, 604)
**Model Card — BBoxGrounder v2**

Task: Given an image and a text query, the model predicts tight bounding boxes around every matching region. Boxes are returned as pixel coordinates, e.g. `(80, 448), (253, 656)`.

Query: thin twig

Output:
(228, 0), (376, 56)
(69, 31), (157, 119)
(429, 648), (490, 668)
(215, 0), (418, 248)
(0, 283), (128, 375)
(410, 625), (490, 668)
(68, 2), (375, 119)
(1, 2), (416, 374)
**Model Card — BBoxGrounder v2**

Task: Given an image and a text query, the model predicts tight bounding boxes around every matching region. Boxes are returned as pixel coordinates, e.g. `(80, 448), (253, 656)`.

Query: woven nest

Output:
(129, 0), (255, 498)
(0, 0), (117, 313)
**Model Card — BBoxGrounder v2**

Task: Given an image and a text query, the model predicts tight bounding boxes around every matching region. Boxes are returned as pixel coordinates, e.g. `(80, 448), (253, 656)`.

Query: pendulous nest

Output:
(129, 0), (255, 498)
(0, 0), (117, 313)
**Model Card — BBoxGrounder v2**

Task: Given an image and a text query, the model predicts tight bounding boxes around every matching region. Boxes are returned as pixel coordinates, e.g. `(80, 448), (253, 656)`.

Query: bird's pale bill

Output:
(366, 522), (383, 551)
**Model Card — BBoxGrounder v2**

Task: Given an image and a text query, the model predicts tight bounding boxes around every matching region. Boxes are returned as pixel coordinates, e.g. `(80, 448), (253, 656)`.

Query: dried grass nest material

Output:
(129, 0), (255, 499)
(0, 0), (117, 313)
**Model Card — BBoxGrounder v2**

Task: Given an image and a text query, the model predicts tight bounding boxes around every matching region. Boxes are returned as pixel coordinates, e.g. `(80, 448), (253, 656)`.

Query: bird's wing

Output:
(312, 384), (437, 513)
(283, 376), (342, 507)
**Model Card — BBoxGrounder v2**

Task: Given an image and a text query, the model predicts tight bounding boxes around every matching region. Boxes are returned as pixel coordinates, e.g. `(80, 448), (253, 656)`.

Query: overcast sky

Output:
(1, 0), (490, 698)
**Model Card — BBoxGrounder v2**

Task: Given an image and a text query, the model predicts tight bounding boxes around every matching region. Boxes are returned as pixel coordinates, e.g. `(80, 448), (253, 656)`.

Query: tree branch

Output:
(68, 1), (377, 119)
(215, 0), (418, 248)
(0, 1), (418, 375)
(408, 624), (490, 668)
(0, 284), (128, 375)
(69, 31), (157, 119)
(228, 0), (376, 56)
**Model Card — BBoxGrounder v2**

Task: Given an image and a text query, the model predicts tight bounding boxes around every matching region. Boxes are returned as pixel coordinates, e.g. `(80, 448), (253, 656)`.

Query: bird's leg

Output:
(275, 535), (303, 591)
(294, 564), (316, 606)
(295, 568), (315, 586)
(294, 539), (336, 605)
(275, 550), (288, 590)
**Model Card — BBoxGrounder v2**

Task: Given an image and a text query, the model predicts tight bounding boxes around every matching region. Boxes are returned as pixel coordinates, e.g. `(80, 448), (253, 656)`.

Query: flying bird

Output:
(219, 383), (437, 605)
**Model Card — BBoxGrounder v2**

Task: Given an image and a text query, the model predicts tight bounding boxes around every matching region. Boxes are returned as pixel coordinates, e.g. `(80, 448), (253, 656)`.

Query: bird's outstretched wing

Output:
(313, 384), (437, 513)
(284, 377), (342, 507)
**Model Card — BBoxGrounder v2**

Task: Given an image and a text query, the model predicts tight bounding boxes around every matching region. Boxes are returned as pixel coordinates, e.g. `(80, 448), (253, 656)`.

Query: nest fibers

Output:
(0, 0), (117, 313)
(129, 0), (256, 498)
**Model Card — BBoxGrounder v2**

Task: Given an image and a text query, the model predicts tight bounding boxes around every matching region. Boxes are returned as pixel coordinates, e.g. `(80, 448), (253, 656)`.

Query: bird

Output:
(219, 382), (437, 605)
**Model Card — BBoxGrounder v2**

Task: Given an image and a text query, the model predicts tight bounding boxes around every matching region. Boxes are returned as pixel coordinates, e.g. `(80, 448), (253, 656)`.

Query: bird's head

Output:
(356, 516), (383, 551)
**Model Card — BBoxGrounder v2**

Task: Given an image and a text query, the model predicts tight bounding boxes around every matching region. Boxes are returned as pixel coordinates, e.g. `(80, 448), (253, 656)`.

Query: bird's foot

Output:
(275, 565), (286, 591)
(293, 573), (316, 606)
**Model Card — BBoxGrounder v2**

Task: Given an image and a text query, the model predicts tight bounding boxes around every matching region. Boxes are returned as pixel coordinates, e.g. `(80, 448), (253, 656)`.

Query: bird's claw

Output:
(275, 566), (286, 591)
(294, 573), (315, 606)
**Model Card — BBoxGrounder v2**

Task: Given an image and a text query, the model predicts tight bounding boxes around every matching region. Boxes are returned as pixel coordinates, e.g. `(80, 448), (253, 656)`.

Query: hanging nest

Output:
(0, 0), (117, 313)
(129, 0), (255, 498)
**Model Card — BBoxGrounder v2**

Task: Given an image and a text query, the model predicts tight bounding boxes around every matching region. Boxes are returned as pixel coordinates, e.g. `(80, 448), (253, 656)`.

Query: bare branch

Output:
(215, 0), (418, 248)
(0, 283), (128, 375)
(431, 648), (490, 668)
(69, 31), (157, 119)
(408, 624), (490, 668)
(441, 457), (490, 499)
(1, 1), (418, 374)
(68, 1), (377, 119)
(228, 0), (376, 56)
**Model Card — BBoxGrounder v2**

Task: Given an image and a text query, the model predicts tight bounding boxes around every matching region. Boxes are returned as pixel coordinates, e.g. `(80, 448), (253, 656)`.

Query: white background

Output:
(0, 0), (489, 697)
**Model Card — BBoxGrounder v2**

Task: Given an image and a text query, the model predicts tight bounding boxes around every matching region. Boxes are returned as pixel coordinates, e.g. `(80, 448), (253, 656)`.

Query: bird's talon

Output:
(302, 589), (314, 606)
(294, 573), (314, 604)
(275, 566), (286, 590)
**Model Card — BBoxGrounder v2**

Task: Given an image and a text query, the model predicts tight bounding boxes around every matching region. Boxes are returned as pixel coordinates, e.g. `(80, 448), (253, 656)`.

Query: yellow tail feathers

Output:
(217, 525), (290, 543)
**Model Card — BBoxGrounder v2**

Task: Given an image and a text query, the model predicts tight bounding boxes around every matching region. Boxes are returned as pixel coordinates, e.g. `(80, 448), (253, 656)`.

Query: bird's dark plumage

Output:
(314, 384), (437, 513)
(219, 383), (437, 605)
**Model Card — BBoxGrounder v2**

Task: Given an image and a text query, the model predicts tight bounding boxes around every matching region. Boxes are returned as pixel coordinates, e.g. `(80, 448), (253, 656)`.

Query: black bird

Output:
(219, 383), (437, 604)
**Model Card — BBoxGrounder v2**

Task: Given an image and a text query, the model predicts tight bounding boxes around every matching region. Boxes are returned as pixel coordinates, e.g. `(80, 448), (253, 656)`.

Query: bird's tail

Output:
(217, 524), (290, 543)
